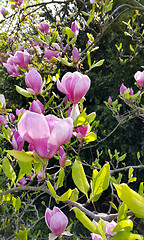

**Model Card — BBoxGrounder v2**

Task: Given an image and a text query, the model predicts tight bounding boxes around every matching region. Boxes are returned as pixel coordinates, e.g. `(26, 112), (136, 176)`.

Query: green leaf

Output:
(72, 160), (90, 198)
(37, 29), (47, 41)
(16, 86), (32, 98)
(57, 168), (65, 189)
(112, 219), (133, 233)
(69, 36), (77, 45)
(12, 197), (21, 212)
(138, 182), (144, 197)
(65, 27), (74, 38)
(7, 150), (34, 163)
(18, 160), (32, 176)
(58, 57), (72, 67)
(130, 44), (134, 52)
(92, 163), (110, 200)
(111, 231), (143, 240)
(118, 202), (128, 222)
(50, 29), (59, 44)
(70, 188), (79, 201)
(109, 201), (118, 211)
(83, 132), (97, 143)
(57, 189), (72, 201)
(73, 207), (100, 234)
(73, 109), (87, 127)
(2, 157), (16, 182)
(114, 183), (144, 218)
(86, 112), (96, 123)
(47, 181), (57, 199)
(33, 35), (47, 44)
(90, 59), (105, 70)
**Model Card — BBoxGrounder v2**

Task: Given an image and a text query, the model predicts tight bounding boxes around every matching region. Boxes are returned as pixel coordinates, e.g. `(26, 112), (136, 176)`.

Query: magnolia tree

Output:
(0, 0), (144, 239)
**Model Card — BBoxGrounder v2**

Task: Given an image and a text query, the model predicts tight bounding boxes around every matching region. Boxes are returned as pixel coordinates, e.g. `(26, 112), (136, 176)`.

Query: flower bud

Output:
(0, 115), (7, 127)
(3, 62), (19, 77)
(0, 94), (6, 108)
(0, 7), (8, 17)
(16, 108), (26, 116)
(120, 83), (127, 95)
(59, 147), (66, 167)
(45, 207), (68, 236)
(12, 130), (24, 151)
(8, 36), (13, 43)
(25, 69), (43, 95)
(72, 46), (79, 63)
(37, 172), (42, 182)
(108, 96), (112, 104)
(29, 100), (44, 114)
(71, 21), (79, 36)
(18, 177), (26, 186)
(9, 113), (15, 123)
(44, 49), (60, 60)
(70, 104), (80, 121)
(14, 50), (30, 68)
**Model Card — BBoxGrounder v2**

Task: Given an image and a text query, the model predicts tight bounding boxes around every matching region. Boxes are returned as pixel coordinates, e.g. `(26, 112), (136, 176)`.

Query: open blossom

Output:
(3, 62), (19, 77)
(18, 111), (73, 159)
(25, 69), (43, 95)
(74, 124), (90, 141)
(16, 108), (26, 116)
(12, 130), (24, 151)
(45, 207), (68, 236)
(71, 21), (79, 36)
(91, 220), (117, 240)
(44, 49), (60, 60)
(134, 70), (144, 87)
(29, 100), (44, 114)
(13, 50), (30, 68)
(57, 71), (91, 103)
(37, 21), (50, 34)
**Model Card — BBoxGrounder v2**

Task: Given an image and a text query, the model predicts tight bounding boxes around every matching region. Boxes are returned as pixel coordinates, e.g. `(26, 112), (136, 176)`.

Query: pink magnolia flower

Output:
(57, 71), (91, 103)
(0, 94), (6, 108)
(37, 21), (50, 34)
(8, 36), (13, 43)
(90, 0), (96, 3)
(0, 7), (8, 17)
(59, 147), (66, 167)
(129, 87), (133, 96)
(16, 108), (26, 116)
(74, 124), (90, 141)
(120, 83), (127, 95)
(45, 207), (68, 236)
(72, 46), (79, 63)
(71, 21), (79, 36)
(25, 69), (43, 95)
(105, 220), (117, 236)
(3, 62), (19, 77)
(13, 0), (24, 6)
(29, 100), (44, 114)
(134, 70), (144, 87)
(18, 177), (26, 186)
(44, 49), (60, 60)
(12, 131), (24, 151)
(91, 233), (102, 240)
(69, 104), (80, 121)
(13, 50), (30, 68)
(18, 111), (73, 159)
(9, 113), (15, 123)
(26, 172), (34, 181)
(37, 172), (42, 182)
(108, 96), (112, 104)
(0, 115), (7, 127)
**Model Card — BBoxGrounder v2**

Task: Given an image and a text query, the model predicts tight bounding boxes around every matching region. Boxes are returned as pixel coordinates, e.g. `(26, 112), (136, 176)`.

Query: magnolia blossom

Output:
(29, 100), (44, 114)
(72, 46), (79, 63)
(45, 207), (68, 236)
(57, 71), (91, 103)
(25, 69), (43, 95)
(37, 172), (42, 182)
(59, 147), (66, 167)
(18, 111), (73, 159)
(16, 108), (26, 116)
(120, 83), (127, 95)
(12, 131), (24, 151)
(90, 0), (96, 3)
(3, 62), (19, 77)
(70, 104), (80, 121)
(37, 21), (50, 34)
(14, 50), (30, 68)
(108, 96), (112, 104)
(91, 233), (102, 240)
(74, 124), (90, 141)
(26, 172), (34, 181)
(8, 36), (13, 43)
(134, 70), (144, 87)
(0, 7), (8, 16)
(9, 113), (15, 123)
(0, 115), (7, 127)
(18, 177), (26, 186)
(71, 21), (79, 36)
(91, 220), (117, 240)
(44, 49), (60, 60)
(0, 94), (6, 108)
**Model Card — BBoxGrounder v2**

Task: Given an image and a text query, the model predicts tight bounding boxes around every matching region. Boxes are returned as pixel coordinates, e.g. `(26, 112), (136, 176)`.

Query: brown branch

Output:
(111, 164), (144, 174)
